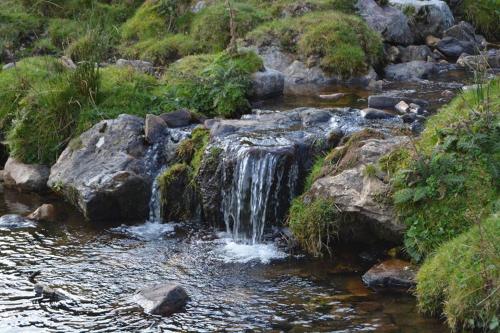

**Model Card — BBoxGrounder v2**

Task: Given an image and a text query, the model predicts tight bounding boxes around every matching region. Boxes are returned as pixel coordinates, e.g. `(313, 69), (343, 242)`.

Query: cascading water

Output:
(221, 144), (300, 244)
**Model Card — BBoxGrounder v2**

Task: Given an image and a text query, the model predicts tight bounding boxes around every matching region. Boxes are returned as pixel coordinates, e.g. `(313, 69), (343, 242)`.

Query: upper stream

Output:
(0, 69), (474, 332)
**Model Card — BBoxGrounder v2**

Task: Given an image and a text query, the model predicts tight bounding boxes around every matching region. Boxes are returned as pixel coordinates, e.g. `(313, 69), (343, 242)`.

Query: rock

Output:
(284, 60), (335, 87)
(144, 114), (168, 144)
(318, 93), (346, 100)
(436, 37), (477, 59)
(2, 62), (15, 70)
(441, 89), (455, 98)
(357, 0), (414, 45)
(368, 95), (429, 110)
(0, 214), (37, 229)
(34, 284), (75, 302)
(48, 114), (190, 222)
(116, 59), (154, 74)
(360, 108), (397, 120)
(26, 204), (57, 222)
(160, 109), (202, 128)
(257, 46), (294, 73)
(249, 68), (285, 99)
(389, 0), (454, 43)
(384, 61), (436, 81)
(362, 259), (417, 290)
(306, 134), (409, 243)
(408, 103), (422, 114)
(60, 56), (76, 69)
(4, 158), (50, 193)
(134, 284), (189, 316)
(457, 49), (500, 69)
(432, 49), (445, 61)
(401, 113), (417, 123)
(0, 170), (4, 182)
(443, 21), (485, 48)
(425, 35), (440, 47)
(385, 45), (401, 63)
(399, 45), (433, 62)
(394, 101), (410, 114)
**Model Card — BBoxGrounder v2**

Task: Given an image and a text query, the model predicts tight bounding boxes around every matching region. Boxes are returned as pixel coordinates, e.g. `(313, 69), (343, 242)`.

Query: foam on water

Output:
(215, 234), (287, 264)
(111, 222), (176, 241)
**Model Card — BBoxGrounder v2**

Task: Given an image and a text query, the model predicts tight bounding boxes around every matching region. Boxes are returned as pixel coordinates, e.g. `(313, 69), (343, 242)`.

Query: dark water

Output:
(0, 185), (447, 332)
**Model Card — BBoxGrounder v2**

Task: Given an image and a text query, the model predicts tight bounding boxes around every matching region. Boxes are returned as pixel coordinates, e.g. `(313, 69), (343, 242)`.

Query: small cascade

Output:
(147, 167), (165, 223)
(222, 145), (300, 244)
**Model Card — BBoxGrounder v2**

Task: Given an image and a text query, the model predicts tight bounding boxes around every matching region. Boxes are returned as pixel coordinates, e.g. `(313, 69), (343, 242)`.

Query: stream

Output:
(0, 69), (474, 332)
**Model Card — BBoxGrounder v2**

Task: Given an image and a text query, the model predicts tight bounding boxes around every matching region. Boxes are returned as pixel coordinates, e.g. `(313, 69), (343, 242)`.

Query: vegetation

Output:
(448, 0), (500, 40)
(246, 11), (383, 78)
(416, 213), (499, 331)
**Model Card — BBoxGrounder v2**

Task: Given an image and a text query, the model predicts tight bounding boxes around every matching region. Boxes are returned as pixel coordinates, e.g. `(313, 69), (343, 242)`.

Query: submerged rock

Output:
(360, 108), (397, 120)
(368, 94), (429, 110)
(362, 259), (417, 290)
(134, 284), (189, 316)
(48, 114), (190, 222)
(4, 158), (50, 193)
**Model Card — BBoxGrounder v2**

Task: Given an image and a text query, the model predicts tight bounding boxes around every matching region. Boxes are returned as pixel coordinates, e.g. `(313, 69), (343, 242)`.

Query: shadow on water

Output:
(0, 185), (447, 332)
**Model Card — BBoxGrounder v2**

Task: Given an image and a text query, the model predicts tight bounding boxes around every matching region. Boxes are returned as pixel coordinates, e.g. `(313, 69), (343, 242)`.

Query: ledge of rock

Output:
(362, 259), (417, 290)
(48, 114), (190, 222)
(4, 158), (50, 193)
(133, 284), (189, 316)
(249, 67), (285, 99)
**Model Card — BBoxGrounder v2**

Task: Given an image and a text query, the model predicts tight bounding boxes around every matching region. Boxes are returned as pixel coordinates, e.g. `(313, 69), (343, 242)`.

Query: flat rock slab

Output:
(362, 259), (417, 290)
(134, 284), (189, 316)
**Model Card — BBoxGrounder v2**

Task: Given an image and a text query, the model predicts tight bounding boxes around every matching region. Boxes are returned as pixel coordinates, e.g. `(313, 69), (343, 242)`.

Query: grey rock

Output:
(134, 284), (189, 316)
(357, 0), (414, 45)
(257, 46), (294, 73)
(436, 37), (477, 58)
(443, 21), (484, 47)
(48, 114), (190, 222)
(389, 0), (454, 43)
(368, 95), (429, 110)
(384, 61), (436, 81)
(4, 158), (50, 193)
(116, 59), (154, 74)
(0, 214), (36, 229)
(360, 108), (397, 119)
(401, 113), (417, 123)
(160, 109), (201, 128)
(394, 100), (410, 114)
(145, 114), (168, 144)
(362, 259), (416, 290)
(249, 68), (285, 99)
(457, 49), (500, 69)
(399, 45), (433, 62)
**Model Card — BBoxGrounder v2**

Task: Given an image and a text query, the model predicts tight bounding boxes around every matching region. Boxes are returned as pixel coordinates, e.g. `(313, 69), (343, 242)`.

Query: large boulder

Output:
(443, 21), (486, 49)
(436, 37), (477, 58)
(384, 60), (436, 81)
(133, 284), (189, 316)
(48, 114), (189, 222)
(389, 0), (454, 43)
(362, 259), (417, 290)
(257, 46), (294, 73)
(249, 67), (285, 99)
(4, 158), (50, 193)
(357, 0), (414, 45)
(305, 133), (409, 243)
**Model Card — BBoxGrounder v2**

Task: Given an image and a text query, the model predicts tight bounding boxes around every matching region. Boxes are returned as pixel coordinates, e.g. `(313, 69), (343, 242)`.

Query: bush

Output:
(288, 197), (339, 256)
(416, 213), (499, 331)
(390, 79), (500, 262)
(191, 2), (268, 52)
(161, 51), (263, 117)
(246, 11), (383, 78)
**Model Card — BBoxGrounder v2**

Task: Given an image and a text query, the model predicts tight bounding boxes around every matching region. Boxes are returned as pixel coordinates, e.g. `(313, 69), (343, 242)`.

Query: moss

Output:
(416, 213), (499, 331)
(246, 11), (383, 78)
(191, 2), (268, 52)
(363, 163), (378, 178)
(288, 197), (339, 256)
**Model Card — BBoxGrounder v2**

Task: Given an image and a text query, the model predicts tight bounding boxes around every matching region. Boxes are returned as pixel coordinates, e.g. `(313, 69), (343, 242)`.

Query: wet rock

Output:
(34, 284), (74, 302)
(27, 204), (57, 222)
(360, 108), (396, 120)
(436, 37), (477, 59)
(384, 61), (436, 81)
(401, 113), (417, 123)
(411, 120), (425, 134)
(357, 0), (414, 45)
(249, 68), (285, 99)
(368, 95), (428, 110)
(160, 109), (202, 128)
(2, 62), (15, 70)
(4, 158), (50, 193)
(368, 95), (429, 110)
(0, 214), (36, 229)
(362, 259), (417, 290)
(145, 114), (168, 144)
(394, 101), (410, 114)
(457, 49), (500, 69)
(389, 0), (454, 43)
(306, 133), (410, 243)
(134, 284), (189, 316)
(399, 45), (433, 62)
(425, 35), (440, 48)
(319, 93), (346, 100)
(116, 59), (154, 74)
(48, 114), (190, 222)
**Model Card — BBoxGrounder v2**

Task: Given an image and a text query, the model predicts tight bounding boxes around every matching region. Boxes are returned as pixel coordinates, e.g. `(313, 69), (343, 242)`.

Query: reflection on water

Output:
(0, 186), (447, 332)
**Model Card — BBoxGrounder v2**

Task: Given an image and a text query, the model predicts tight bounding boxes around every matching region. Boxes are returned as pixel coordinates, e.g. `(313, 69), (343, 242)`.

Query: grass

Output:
(416, 212), (499, 331)
(452, 0), (500, 40)
(246, 11), (383, 78)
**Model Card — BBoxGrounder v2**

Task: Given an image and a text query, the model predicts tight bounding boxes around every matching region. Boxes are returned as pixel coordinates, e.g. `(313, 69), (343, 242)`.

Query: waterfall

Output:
(222, 145), (300, 244)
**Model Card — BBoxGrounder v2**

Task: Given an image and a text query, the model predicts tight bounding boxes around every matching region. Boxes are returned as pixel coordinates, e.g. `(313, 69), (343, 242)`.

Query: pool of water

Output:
(0, 185), (447, 332)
